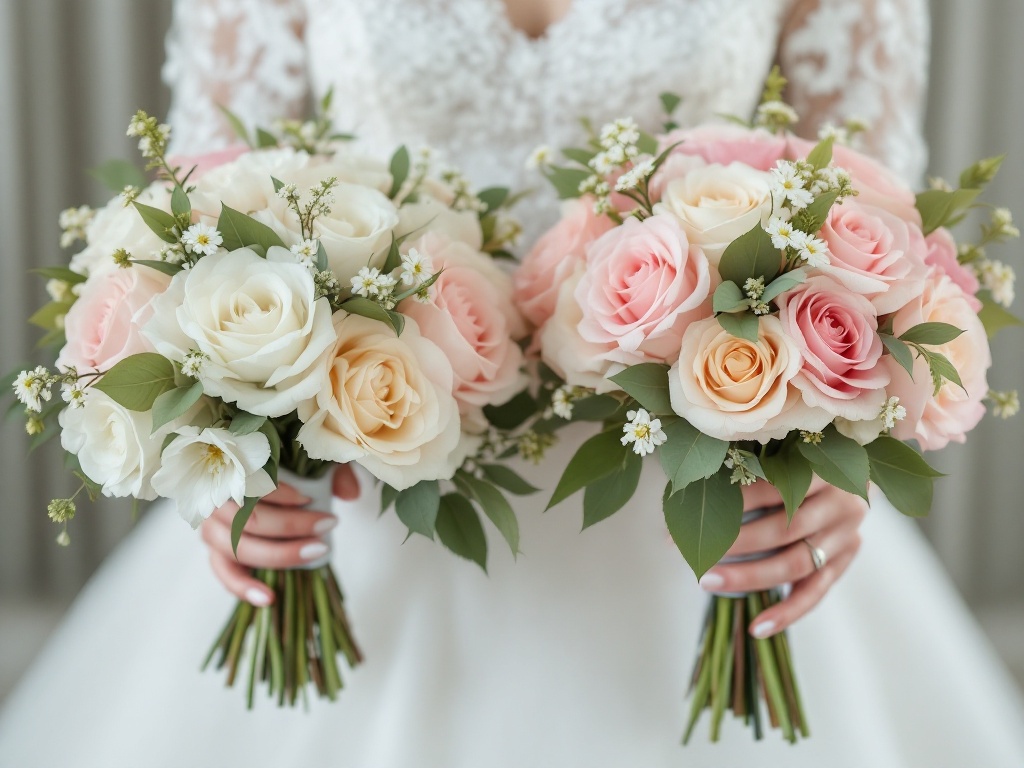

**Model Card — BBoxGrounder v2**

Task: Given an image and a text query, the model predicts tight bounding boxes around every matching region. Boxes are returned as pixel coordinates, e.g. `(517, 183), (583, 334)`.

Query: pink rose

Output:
(924, 228), (981, 311)
(663, 124), (789, 172)
(57, 267), (171, 374)
(513, 198), (615, 329)
(401, 233), (528, 419)
(777, 275), (889, 421)
(668, 316), (831, 442)
(817, 200), (929, 315)
(886, 272), (991, 451)
(167, 145), (249, 181)
(575, 214), (713, 364)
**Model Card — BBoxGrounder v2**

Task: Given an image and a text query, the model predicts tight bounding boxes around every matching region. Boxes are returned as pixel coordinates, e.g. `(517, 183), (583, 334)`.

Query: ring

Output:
(802, 538), (827, 571)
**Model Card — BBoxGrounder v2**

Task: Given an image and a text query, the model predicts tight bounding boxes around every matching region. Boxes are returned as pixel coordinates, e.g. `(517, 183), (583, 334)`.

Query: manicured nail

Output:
(246, 588), (271, 607)
(313, 517), (339, 535)
(299, 542), (329, 561)
(751, 620), (776, 639)
(699, 571), (724, 590)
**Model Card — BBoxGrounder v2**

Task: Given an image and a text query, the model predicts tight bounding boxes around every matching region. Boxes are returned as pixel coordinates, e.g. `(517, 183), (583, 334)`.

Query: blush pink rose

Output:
(167, 145), (249, 181)
(58, 267), (171, 374)
(513, 197), (615, 329)
(776, 275), (889, 421)
(924, 228), (981, 311)
(817, 200), (930, 315)
(886, 272), (991, 451)
(663, 124), (789, 172)
(400, 233), (528, 419)
(575, 214), (713, 365)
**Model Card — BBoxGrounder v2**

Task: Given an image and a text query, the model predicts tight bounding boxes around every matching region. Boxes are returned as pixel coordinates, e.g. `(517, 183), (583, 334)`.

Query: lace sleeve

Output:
(777, 0), (930, 184)
(162, 0), (310, 154)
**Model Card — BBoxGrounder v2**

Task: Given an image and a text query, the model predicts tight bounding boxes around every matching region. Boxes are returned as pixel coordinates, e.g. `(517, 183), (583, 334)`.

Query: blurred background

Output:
(0, 0), (1021, 704)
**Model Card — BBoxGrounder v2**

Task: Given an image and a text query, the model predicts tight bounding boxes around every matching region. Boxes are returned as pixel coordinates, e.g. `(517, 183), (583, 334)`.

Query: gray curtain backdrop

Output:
(0, 1), (1021, 616)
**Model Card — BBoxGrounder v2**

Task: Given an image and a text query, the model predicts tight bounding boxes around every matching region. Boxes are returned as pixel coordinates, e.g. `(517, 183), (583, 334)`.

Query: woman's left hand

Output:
(697, 477), (868, 639)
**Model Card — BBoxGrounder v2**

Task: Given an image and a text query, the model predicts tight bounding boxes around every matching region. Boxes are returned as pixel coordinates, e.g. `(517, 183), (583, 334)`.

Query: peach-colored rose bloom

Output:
(924, 227), (982, 311)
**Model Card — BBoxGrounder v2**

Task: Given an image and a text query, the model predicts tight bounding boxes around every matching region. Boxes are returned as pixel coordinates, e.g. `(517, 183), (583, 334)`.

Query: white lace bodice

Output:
(164, 0), (929, 237)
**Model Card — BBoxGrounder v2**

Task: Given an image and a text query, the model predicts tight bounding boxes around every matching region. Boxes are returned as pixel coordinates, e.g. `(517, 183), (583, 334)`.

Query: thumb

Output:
(332, 463), (361, 501)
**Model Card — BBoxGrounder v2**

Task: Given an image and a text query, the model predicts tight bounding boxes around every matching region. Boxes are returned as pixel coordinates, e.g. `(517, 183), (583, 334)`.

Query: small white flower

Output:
(792, 231), (831, 267)
(181, 223), (223, 256)
(120, 185), (141, 207)
(14, 366), (52, 412)
(599, 117), (640, 149)
(290, 238), (320, 267)
(46, 279), (73, 303)
(61, 381), (86, 409)
(492, 213), (523, 247)
(589, 151), (618, 176)
(928, 176), (954, 192)
(620, 408), (667, 457)
(615, 158), (656, 192)
(277, 182), (299, 201)
(757, 100), (799, 127)
(978, 259), (1016, 307)
(350, 266), (392, 298)
(551, 385), (578, 420)
(58, 205), (94, 248)
(400, 247), (434, 286)
(180, 349), (209, 379)
(744, 276), (765, 301)
(992, 207), (1020, 239)
(771, 162), (815, 210)
(817, 122), (850, 145)
(765, 216), (800, 250)
(989, 390), (1020, 419)
(526, 145), (553, 170)
(880, 396), (907, 431)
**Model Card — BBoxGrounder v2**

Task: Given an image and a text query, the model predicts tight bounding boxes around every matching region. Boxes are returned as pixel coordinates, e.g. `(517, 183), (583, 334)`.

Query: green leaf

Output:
(805, 136), (834, 170)
(926, 350), (965, 393)
(570, 394), (621, 422)
(381, 234), (402, 274)
(915, 188), (982, 236)
(561, 147), (598, 166)
(151, 381), (203, 432)
(959, 155), (1004, 190)
(544, 165), (592, 200)
(93, 353), (176, 411)
(133, 202), (178, 243)
(660, 92), (682, 116)
(658, 417), (730, 493)
(899, 322), (965, 346)
(28, 301), (73, 330)
(880, 334), (915, 378)
(228, 411), (267, 436)
(717, 312), (760, 342)
(257, 421), (281, 466)
(476, 187), (509, 213)
(712, 281), (749, 313)
(436, 493), (488, 571)
(482, 389), (536, 430)
(391, 268), (441, 303)
(866, 436), (944, 518)
(607, 363), (672, 414)
(170, 185), (191, 220)
(387, 145), (410, 199)
(255, 127), (279, 149)
(217, 204), (286, 252)
(717, 223), (781, 286)
(230, 497), (259, 557)
(218, 105), (252, 147)
(395, 480), (441, 539)
(799, 191), (840, 235)
(88, 158), (147, 192)
(479, 464), (539, 495)
(583, 452), (642, 529)
(380, 484), (399, 515)
(663, 471), (744, 579)
(547, 429), (629, 510)
(636, 131), (659, 156)
(797, 426), (870, 500)
(760, 445), (813, 522)
(458, 473), (520, 555)
(31, 266), (88, 285)
(340, 297), (404, 335)
(131, 259), (184, 277)
(977, 291), (1022, 338)
(760, 268), (808, 304)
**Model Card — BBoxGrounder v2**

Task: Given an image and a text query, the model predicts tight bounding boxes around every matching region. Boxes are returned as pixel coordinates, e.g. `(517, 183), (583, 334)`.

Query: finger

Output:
(210, 500), (337, 538)
(701, 522), (860, 594)
(332, 464), (360, 501)
(260, 482), (312, 507)
(741, 475), (828, 513)
(209, 551), (274, 606)
(201, 515), (331, 570)
(748, 544), (858, 638)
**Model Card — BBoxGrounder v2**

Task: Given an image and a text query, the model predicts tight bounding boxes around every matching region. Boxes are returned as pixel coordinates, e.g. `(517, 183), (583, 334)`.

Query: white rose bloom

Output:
(316, 147), (394, 192)
(151, 426), (275, 528)
(70, 182), (171, 277)
(143, 247), (337, 417)
(396, 195), (484, 251)
(59, 389), (165, 499)
(297, 313), (463, 490)
(652, 162), (773, 266)
(189, 147), (318, 221)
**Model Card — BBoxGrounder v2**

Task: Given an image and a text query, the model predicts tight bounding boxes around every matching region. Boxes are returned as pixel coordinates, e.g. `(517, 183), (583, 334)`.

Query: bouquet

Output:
(11, 93), (539, 707)
(515, 71), (1021, 742)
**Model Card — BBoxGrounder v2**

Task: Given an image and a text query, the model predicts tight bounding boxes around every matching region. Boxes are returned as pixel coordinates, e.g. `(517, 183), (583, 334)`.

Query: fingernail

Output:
(751, 620), (776, 639)
(246, 588), (271, 607)
(699, 571), (724, 590)
(299, 542), (329, 561)
(313, 517), (339, 535)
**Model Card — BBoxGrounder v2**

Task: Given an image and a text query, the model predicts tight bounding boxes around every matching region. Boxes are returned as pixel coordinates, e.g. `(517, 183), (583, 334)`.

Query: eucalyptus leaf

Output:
(380, 484), (399, 515)
(217, 204), (286, 252)
(712, 281), (749, 314)
(151, 381), (204, 433)
(387, 145), (410, 199)
(570, 394), (622, 422)
(926, 351), (965, 393)
(228, 411), (267, 436)
(658, 417), (730, 493)
(760, 445), (813, 522)
(760, 268), (808, 304)
(88, 158), (147, 193)
(133, 202), (178, 243)
(663, 471), (744, 579)
(797, 426), (870, 500)
(717, 223), (781, 286)
(479, 464), (539, 495)
(132, 259), (184, 277)
(31, 266), (88, 285)
(482, 389), (536, 430)
(231, 496), (259, 557)
(255, 128), (279, 149)
(28, 301), (73, 330)
(607, 363), (672, 414)
(899, 322), (965, 346)
(476, 187), (510, 213)
(544, 165), (592, 200)
(636, 131), (659, 156)
(583, 452), (642, 529)
(865, 436), (944, 518)
(805, 136), (834, 170)
(395, 479), (441, 539)
(799, 191), (840, 234)
(915, 188), (981, 236)
(93, 353), (176, 411)
(381, 234), (403, 274)
(717, 312), (760, 343)
(218, 105), (252, 147)
(880, 334), (916, 379)
(561, 147), (598, 166)
(341, 297), (404, 335)
(458, 473), (520, 556)
(170, 185), (191, 220)
(977, 292), (1022, 338)
(547, 429), (629, 510)
(660, 92), (682, 116)
(436, 493), (488, 571)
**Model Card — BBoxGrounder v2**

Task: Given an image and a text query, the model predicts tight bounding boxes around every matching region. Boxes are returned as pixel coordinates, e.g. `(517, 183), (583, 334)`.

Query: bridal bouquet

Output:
(517, 74), (1021, 743)
(12, 95), (535, 707)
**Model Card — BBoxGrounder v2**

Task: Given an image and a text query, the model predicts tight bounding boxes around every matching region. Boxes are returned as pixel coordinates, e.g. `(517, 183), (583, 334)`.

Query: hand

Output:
(697, 477), (867, 639)
(201, 464), (361, 606)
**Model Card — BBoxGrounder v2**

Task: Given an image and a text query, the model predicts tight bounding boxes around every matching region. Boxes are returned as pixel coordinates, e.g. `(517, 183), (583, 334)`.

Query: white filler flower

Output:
(621, 408), (667, 457)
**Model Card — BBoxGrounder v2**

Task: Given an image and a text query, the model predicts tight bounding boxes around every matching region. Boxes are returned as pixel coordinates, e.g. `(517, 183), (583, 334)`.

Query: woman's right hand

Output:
(201, 464), (361, 606)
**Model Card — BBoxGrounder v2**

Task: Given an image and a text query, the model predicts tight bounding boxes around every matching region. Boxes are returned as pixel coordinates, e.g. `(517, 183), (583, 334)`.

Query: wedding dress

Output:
(2, 1), (1024, 766)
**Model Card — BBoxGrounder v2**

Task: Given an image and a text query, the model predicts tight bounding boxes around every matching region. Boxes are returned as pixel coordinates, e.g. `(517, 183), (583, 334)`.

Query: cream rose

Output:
(143, 247), (336, 417)
(669, 316), (830, 442)
(652, 162), (773, 265)
(70, 183), (171, 277)
(296, 313), (463, 490)
(395, 195), (484, 251)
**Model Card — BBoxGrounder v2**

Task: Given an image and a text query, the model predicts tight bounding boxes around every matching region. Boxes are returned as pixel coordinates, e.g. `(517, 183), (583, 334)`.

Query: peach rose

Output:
(924, 228), (981, 311)
(817, 200), (929, 315)
(886, 272), (991, 451)
(513, 198), (615, 328)
(776, 275), (889, 421)
(57, 267), (171, 374)
(576, 214), (712, 364)
(400, 233), (528, 419)
(668, 316), (830, 442)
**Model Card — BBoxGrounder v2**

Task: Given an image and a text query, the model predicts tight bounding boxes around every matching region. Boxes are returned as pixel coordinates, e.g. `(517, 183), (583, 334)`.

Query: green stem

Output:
(709, 598), (735, 741)
(312, 569), (342, 698)
(682, 605), (716, 745)
(748, 592), (794, 743)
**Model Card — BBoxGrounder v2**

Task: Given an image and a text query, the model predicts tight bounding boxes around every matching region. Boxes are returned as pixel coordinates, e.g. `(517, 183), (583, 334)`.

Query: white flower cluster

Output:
(614, 157), (656, 193)
(126, 111), (171, 159)
(755, 100), (799, 132)
(621, 408), (667, 457)
(990, 207), (1020, 240)
(976, 259), (1016, 307)
(743, 276), (772, 315)
(181, 349), (209, 379)
(290, 238), (320, 269)
(14, 366), (53, 412)
(440, 168), (487, 213)
(350, 266), (398, 305)
(58, 205), (94, 248)
(766, 214), (830, 268)
(400, 248), (433, 287)
(724, 447), (758, 486)
(181, 224), (223, 257)
(525, 144), (553, 170)
(879, 396), (908, 431)
(988, 390), (1020, 419)
(549, 384), (591, 420)
(61, 380), (86, 410)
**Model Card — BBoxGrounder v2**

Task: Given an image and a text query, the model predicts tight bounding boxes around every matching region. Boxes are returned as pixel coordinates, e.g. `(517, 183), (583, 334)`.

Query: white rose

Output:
(297, 313), (463, 490)
(189, 147), (319, 220)
(143, 247), (336, 417)
(316, 147), (394, 192)
(396, 195), (484, 251)
(151, 426), (275, 528)
(59, 390), (164, 499)
(70, 182), (171, 277)
(652, 162), (773, 266)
